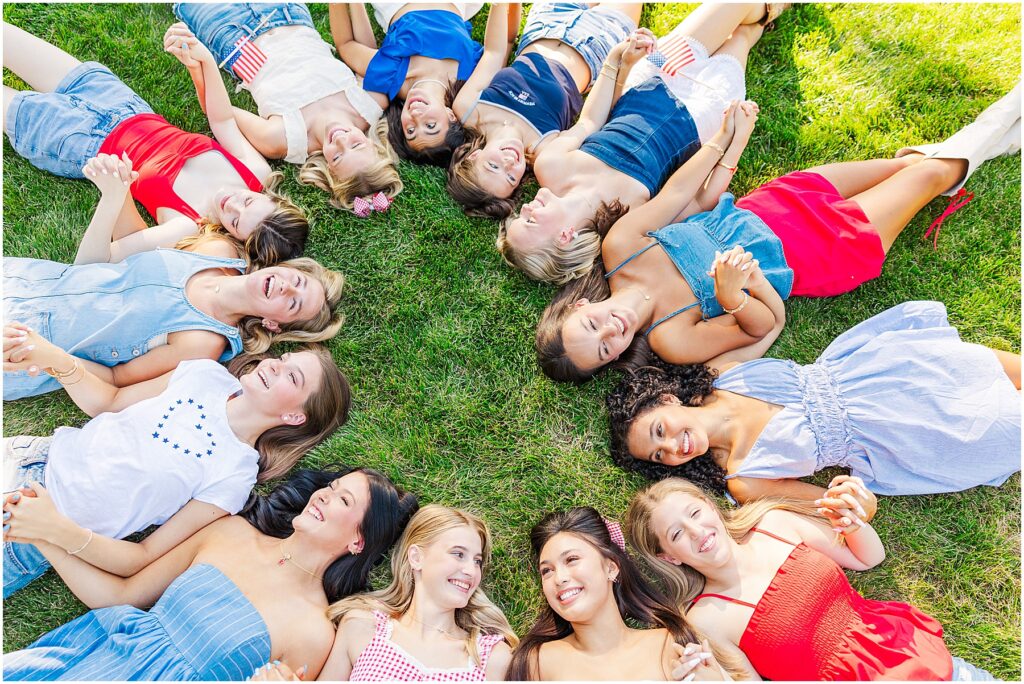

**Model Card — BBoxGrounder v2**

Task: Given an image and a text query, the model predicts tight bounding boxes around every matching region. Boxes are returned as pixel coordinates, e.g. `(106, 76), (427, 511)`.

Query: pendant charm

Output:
(278, 556), (288, 566)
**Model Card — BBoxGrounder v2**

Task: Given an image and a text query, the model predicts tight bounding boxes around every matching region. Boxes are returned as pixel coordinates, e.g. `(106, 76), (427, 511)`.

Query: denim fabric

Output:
(951, 657), (997, 681)
(4, 62), (152, 178)
(516, 2), (636, 88)
(3, 249), (246, 400)
(173, 2), (314, 77)
(581, 75), (700, 196)
(3, 438), (51, 598)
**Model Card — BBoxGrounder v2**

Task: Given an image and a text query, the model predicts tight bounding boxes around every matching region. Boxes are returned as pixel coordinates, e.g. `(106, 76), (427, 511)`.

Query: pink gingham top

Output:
(349, 610), (505, 681)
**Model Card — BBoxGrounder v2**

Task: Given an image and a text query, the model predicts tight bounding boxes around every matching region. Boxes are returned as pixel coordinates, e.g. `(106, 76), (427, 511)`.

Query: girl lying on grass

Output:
(3, 465), (418, 681)
(2, 21), (309, 269)
(2, 327), (351, 599)
(172, 3), (402, 213)
(508, 506), (733, 681)
(498, 3), (769, 283)
(445, 1), (642, 218)
(251, 505), (517, 681)
(535, 83), (1020, 377)
(626, 477), (997, 680)
(329, 2), (519, 167)
(3, 237), (343, 399)
(605, 301), (1021, 504)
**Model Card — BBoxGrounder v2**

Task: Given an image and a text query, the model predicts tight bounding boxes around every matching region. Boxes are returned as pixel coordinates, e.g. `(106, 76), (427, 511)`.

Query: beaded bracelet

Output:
(703, 141), (727, 156)
(723, 291), (750, 315)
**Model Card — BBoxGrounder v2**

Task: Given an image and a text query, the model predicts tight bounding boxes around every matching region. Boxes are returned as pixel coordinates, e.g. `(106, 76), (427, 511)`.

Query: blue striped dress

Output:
(4, 564), (271, 681)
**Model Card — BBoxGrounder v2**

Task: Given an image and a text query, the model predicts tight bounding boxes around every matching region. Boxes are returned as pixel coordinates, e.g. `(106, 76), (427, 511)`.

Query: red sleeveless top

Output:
(99, 113), (263, 222)
(690, 529), (953, 681)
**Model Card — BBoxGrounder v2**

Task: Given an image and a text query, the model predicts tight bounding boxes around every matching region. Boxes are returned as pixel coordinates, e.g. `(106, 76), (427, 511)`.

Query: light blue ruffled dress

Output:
(4, 564), (270, 681)
(718, 301), (1021, 496)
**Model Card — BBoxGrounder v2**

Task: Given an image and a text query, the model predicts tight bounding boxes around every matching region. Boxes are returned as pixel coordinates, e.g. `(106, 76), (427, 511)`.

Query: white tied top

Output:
(247, 26), (383, 164)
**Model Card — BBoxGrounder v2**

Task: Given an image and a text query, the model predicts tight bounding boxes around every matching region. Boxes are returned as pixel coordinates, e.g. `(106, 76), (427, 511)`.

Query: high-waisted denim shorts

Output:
(516, 2), (637, 89)
(173, 2), (314, 77)
(5, 62), (152, 178)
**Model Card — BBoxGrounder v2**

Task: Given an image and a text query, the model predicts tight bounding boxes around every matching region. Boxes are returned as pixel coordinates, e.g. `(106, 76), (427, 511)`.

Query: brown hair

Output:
(238, 257), (345, 354)
(299, 119), (404, 211)
(227, 344), (351, 482)
(385, 80), (468, 167)
(446, 128), (524, 219)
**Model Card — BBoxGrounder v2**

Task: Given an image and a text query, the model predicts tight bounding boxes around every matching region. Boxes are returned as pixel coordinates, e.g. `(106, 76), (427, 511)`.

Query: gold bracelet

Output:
(59, 369), (84, 387)
(703, 141), (727, 156)
(717, 161), (738, 173)
(599, 64), (619, 80)
(68, 529), (94, 556)
(46, 359), (79, 379)
(723, 291), (749, 315)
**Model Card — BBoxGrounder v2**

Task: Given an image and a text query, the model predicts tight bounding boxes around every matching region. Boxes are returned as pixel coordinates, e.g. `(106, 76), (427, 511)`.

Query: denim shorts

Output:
(951, 657), (997, 681)
(5, 62), (153, 178)
(3, 436), (53, 599)
(173, 2), (314, 77)
(516, 2), (637, 89)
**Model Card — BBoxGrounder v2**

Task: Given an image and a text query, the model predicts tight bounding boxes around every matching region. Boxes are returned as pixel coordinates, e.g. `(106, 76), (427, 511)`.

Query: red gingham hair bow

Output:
(353, 192), (393, 218)
(603, 518), (626, 552)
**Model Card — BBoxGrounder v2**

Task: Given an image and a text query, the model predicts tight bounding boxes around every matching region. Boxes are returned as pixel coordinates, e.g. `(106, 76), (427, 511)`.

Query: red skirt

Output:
(735, 171), (885, 297)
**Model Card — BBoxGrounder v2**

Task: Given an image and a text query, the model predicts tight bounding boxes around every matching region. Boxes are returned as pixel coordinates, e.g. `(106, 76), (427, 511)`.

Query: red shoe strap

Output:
(923, 187), (975, 250)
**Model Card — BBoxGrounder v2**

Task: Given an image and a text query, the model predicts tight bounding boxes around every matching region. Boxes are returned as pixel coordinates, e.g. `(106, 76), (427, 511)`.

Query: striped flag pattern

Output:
(229, 37), (267, 84)
(649, 33), (696, 76)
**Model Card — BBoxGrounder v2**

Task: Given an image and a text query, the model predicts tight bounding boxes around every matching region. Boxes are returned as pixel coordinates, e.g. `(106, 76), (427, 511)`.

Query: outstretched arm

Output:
(329, 3), (378, 77)
(164, 23), (273, 181)
(453, 4), (519, 118)
(693, 101), (759, 211)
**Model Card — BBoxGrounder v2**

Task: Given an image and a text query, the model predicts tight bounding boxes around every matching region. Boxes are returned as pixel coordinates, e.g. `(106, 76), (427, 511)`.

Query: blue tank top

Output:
(3, 249), (246, 399)
(363, 10), (483, 100)
(472, 52), (582, 138)
(581, 75), (701, 196)
(605, 194), (794, 334)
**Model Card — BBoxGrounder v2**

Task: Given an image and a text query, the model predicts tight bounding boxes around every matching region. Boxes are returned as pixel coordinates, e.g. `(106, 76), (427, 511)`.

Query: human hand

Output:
(669, 640), (726, 681)
(2, 324), (63, 375)
(708, 245), (754, 310)
(163, 22), (214, 68)
(248, 661), (306, 681)
(3, 482), (72, 547)
(816, 475), (877, 531)
(713, 101), (739, 147)
(617, 28), (656, 69)
(733, 100), (759, 142)
(83, 152), (138, 194)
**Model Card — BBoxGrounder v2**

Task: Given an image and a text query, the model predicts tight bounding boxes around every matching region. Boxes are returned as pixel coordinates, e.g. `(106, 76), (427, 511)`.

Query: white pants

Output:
(371, 2), (485, 30)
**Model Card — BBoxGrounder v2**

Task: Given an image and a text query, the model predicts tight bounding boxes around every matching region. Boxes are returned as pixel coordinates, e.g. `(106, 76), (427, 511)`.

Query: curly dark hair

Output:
(606, 359), (727, 493)
(385, 80), (468, 167)
(446, 128), (526, 219)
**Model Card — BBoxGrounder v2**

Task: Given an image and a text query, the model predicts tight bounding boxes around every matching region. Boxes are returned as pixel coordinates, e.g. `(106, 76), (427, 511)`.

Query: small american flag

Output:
(229, 37), (267, 84)
(649, 33), (695, 77)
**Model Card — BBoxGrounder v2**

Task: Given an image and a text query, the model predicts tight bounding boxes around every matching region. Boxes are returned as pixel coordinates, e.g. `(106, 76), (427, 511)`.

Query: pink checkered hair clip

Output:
(352, 192), (394, 218)
(603, 517), (626, 552)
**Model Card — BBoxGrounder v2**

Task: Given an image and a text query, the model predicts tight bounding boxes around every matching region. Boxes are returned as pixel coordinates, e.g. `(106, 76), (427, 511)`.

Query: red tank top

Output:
(690, 529), (953, 680)
(99, 113), (263, 222)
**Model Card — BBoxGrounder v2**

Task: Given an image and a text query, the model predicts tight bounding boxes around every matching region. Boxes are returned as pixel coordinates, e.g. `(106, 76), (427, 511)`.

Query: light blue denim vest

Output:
(606, 193), (794, 334)
(3, 248), (246, 399)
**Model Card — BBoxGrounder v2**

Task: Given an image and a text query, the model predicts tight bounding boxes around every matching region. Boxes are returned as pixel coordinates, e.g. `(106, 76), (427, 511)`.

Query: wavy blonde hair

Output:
(625, 478), (824, 609)
(328, 505), (519, 665)
(299, 119), (403, 211)
(238, 257), (345, 354)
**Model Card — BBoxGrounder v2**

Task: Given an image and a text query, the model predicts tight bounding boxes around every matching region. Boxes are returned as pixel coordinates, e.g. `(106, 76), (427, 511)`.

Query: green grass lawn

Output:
(3, 3), (1021, 677)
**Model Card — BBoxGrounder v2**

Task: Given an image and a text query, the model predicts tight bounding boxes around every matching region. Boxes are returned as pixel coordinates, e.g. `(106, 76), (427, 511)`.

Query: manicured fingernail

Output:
(832, 527), (844, 534)
(686, 658), (701, 668)
(683, 674), (696, 682)
(273, 661), (280, 666)
(3, 512), (10, 521)
(3, 524), (9, 533)
(814, 499), (823, 505)
(856, 518), (866, 527)
(28, 366), (38, 374)
(25, 345), (35, 351)
(12, 493), (20, 502)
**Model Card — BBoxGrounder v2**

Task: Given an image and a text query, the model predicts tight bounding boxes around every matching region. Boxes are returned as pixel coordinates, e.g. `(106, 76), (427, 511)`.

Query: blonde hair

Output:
(238, 257), (345, 353)
(178, 173), (309, 268)
(625, 478), (822, 608)
(299, 119), (403, 211)
(328, 505), (519, 665)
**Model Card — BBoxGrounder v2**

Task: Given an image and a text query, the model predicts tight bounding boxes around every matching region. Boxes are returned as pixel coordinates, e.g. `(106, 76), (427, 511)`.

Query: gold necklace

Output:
(402, 614), (465, 641)
(278, 541), (323, 581)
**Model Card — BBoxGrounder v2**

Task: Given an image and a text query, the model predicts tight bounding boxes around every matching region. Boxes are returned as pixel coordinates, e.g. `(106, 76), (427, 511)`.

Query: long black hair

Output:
(507, 507), (703, 680)
(606, 359), (727, 493)
(239, 463), (419, 602)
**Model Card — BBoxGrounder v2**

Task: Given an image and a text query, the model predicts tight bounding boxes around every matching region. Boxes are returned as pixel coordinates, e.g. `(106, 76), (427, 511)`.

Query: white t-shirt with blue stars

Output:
(46, 359), (260, 540)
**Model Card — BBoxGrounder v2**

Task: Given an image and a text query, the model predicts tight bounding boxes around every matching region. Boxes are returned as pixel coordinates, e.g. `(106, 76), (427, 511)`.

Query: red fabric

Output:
(736, 171), (885, 297)
(692, 530), (953, 681)
(99, 113), (263, 222)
